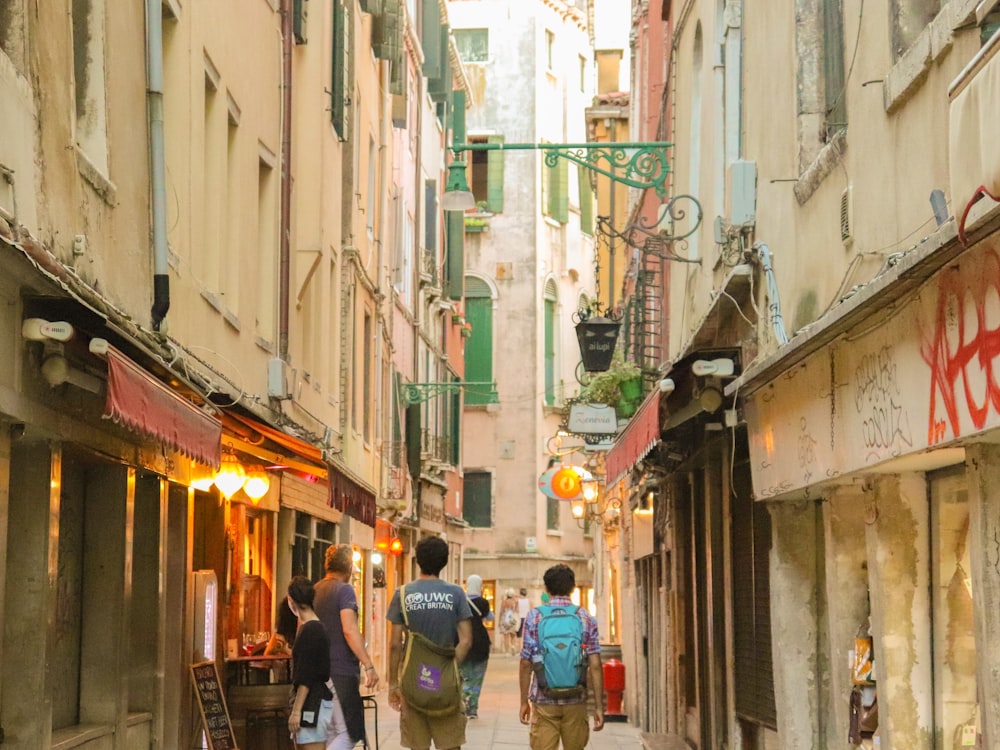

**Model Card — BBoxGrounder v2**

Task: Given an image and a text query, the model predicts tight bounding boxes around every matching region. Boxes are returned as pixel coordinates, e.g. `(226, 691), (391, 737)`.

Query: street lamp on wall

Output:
(441, 159), (476, 211)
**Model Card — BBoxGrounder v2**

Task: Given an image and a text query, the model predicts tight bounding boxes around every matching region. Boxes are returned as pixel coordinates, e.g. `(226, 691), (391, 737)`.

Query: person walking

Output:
(516, 588), (531, 642)
(285, 576), (335, 750)
(314, 544), (379, 750)
(518, 564), (604, 750)
(386, 536), (472, 750)
(461, 574), (492, 719)
(498, 589), (520, 654)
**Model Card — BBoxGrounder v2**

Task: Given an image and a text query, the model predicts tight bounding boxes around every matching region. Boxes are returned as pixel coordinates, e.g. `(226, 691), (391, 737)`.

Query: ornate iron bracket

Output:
(400, 381), (498, 405)
(596, 194), (704, 264)
(451, 142), (673, 199)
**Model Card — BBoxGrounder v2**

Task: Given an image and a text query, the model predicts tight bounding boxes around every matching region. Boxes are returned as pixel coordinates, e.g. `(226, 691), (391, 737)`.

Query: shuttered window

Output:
(454, 28), (488, 62)
(545, 153), (569, 223)
(463, 471), (492, 527)
(330, 0), (350, 139)
(445, 211), (464, 300)
(732, 448), (777, 727)
(464, 277), (496, 405)
(544, 280), (557, 406)
(578, 165), (594, 235)
(468, 135), (505, 213)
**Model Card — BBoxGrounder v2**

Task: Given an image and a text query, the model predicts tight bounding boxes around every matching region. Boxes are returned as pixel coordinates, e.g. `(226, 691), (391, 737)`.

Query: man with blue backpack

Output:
(518, 564), (604, 749)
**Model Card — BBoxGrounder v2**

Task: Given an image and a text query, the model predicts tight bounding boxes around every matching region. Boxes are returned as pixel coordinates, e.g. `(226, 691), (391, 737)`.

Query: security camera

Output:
(659, 377), (675, 394)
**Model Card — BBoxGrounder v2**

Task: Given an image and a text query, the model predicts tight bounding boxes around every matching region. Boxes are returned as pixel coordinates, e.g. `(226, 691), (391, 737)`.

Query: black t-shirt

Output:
(468, 595), (492, 662)
(292, 620), (331, 689)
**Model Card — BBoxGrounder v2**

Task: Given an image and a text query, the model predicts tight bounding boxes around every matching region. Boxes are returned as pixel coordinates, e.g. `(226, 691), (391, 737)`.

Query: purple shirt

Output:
(519, 596), (600, 704)
(314, 576), (360, 676)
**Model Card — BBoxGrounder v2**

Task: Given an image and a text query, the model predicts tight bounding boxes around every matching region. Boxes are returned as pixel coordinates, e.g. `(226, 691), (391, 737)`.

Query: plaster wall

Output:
(451, 0), (596, 571)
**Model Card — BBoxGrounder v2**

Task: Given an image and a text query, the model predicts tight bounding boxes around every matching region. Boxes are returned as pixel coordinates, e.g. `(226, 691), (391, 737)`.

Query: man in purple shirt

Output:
(518, 564), (604, 750)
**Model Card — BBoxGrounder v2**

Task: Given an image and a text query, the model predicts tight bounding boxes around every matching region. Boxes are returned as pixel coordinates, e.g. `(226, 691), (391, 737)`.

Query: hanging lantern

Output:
(538, 464), (592, 501)
(389, 538), (404, 556)
(190, 461), (216, 492)
(213, 453), (247, 499)
(575, 316), (621, 372)
(242, 465), (271, 504)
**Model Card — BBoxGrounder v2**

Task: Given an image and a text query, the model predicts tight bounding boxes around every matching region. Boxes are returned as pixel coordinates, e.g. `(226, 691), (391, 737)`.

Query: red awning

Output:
(103, 346), (222, 466)
(329, 465), (377, 527)
(604, 390), (661, 487)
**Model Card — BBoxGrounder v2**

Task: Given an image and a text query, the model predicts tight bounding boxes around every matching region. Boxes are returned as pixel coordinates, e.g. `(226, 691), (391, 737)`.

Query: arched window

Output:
(464, 275), (497, 405)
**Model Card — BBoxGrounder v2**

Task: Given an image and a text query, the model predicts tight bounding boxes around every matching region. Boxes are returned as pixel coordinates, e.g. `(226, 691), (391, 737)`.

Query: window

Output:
(545, 29), (555, 71)
(454, 28), (488, 62)
(578, 165), (594, 235)
(544, 150), (569, 224)
(72, 0), (109, 172)
(363, 311), (373, 442)
(0, 0), (27, 73)
(579, 54), (587, 92)
(202, 71), (223, 293)
(367, 136), (377, 235)
(793, 0), (847, 174)
(292, 514), (336, 579)
(687, 24), (703, 261)
(331, 0), (350, 138)
(547, 496), (560, 531)
(892, 0), (941, 60)
(467, 135), (505, 212)
(256, 150), (278, 341)
(224, 104), (241, 311)
(463, 471), (492, 527)
(464, 276), (497, 405)
(544, 280), (558, 406)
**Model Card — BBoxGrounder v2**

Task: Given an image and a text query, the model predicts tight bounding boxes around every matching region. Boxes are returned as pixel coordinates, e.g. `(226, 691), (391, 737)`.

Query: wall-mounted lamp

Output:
(190, 461), (217, 492)
(213, 452), (247, 499)
(635, 489), (655, 516)
(441, 159), (475, 211)
(242, 465), (271, 504)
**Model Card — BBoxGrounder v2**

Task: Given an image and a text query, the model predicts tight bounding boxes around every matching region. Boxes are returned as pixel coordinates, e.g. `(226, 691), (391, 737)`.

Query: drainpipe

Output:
(278, 0), (293, 359)
(146, 0), (169, 330)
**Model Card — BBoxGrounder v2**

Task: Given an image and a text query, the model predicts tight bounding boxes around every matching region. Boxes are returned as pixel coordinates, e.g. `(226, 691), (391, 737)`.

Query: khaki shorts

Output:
(399, 701), (467, 750)
(529, 702), (589, 750)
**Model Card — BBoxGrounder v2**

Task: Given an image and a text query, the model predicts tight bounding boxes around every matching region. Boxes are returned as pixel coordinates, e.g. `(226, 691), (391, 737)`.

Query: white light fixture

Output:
(371, 551), (384, 565)
(441, 160), (476, 211)
(691, 358), (735, 377)
(22, 318), (75, 342)
(40, 354), (102, 393)
(190, 461), (216, 491)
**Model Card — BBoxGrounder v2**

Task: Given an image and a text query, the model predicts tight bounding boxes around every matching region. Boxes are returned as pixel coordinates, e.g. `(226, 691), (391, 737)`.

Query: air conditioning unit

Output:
(726, 160), (757, 227)
(267, 357), (294, 400)
(840, 186), (853, 246)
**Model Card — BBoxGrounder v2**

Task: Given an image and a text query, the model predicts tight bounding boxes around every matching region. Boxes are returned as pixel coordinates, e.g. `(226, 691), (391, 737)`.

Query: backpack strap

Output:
(400, 584), (410, 629)
(468, 597), (482, 618)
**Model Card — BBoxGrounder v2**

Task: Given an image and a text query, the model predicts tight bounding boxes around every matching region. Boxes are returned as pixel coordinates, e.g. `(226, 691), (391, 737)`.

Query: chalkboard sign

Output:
(191, 661), (238, 750)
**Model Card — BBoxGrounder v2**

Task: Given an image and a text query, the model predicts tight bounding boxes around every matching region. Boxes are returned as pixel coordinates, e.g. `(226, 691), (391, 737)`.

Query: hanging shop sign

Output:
(567, 403), (619, 434)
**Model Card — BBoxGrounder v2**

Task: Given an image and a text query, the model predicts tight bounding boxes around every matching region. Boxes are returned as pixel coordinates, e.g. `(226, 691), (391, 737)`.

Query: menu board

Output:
(191, 661), (238, 750)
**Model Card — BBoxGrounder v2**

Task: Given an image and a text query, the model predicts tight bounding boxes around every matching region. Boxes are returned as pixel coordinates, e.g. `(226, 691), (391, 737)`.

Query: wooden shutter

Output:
(445, 211), (464, 300)
(486, 134), (505, 213)
(554, 157), (569, 223)
(421, 0), (442, 77)
(544, 280), (557, 405)
(464, 282), (493, 405)
(578, 165), (594, 235)
(330, 0), (350, 139)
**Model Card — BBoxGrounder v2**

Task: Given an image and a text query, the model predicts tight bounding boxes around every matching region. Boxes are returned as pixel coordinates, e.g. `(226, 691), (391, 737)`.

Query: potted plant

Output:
(464, 200), (492, 233)
(577, 352), (642, 415)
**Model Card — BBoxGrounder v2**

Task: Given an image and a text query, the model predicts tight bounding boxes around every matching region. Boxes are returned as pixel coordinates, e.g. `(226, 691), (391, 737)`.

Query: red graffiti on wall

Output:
(921, 248), (1000, 444)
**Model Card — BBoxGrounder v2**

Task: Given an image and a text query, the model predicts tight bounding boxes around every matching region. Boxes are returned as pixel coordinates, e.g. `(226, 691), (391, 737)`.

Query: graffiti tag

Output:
(854, 344), (913, 454)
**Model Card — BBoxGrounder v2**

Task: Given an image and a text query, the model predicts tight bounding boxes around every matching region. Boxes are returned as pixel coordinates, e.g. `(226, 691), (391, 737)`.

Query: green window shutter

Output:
(544, 297), (556, 405)
(486, 134), (505, 213)
(405, 403), (421, 479)
(463, 471), (492, 528)
(464, 291), (494, 405)
(421, 0), (442, 77)
(450, 382), (461, 464)
(578, 165), (594, 235)
(554, 157), (569, 223)
(292, 0), (307, 44)
(428, 25), (452, 102)
(445, 211), (464, 300)
(330, 0), (349, 139)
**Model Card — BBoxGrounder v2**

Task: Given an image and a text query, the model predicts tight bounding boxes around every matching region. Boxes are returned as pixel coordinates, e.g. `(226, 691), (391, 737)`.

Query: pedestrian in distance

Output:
(387, 536), (473, 750)
(498, 589), (520, 654)
(314, 544), (380, 750)
(461, 574), (492, 719)
(516, 587), (531, 641)
(285, 576), (335, 749)
(519, 564), (604, 750)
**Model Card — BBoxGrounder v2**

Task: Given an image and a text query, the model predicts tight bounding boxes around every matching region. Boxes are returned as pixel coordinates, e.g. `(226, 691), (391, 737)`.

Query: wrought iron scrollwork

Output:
(596, 194), (703, 264)
(541, 145), (672, 199)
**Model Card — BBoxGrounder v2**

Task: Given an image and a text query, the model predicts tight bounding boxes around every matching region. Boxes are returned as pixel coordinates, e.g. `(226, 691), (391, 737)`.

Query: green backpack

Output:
(398, 584), (463, 716)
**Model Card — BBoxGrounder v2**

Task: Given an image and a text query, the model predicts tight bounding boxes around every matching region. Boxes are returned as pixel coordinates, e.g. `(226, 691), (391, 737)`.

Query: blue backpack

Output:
(536, 605), (586, 698)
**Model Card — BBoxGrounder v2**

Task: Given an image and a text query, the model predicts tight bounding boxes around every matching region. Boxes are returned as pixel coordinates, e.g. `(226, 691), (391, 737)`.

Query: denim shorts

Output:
(295, 698), (334, 744)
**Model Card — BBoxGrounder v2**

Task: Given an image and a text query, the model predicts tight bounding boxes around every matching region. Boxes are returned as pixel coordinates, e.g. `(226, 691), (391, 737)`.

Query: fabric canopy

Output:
(104, 346), (222, 466)
(329, 465), (377, 527)
(604, 390), (661, 487)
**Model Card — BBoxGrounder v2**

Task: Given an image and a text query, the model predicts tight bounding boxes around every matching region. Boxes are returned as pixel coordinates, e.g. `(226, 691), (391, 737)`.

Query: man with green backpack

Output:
(387, 536), (473, 750)
(518, 564), (605, 750)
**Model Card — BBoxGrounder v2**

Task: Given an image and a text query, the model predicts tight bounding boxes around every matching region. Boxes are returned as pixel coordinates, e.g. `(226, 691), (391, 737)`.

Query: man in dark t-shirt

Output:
(387, 536), (472, 750)
(315, 544), (379, 749)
